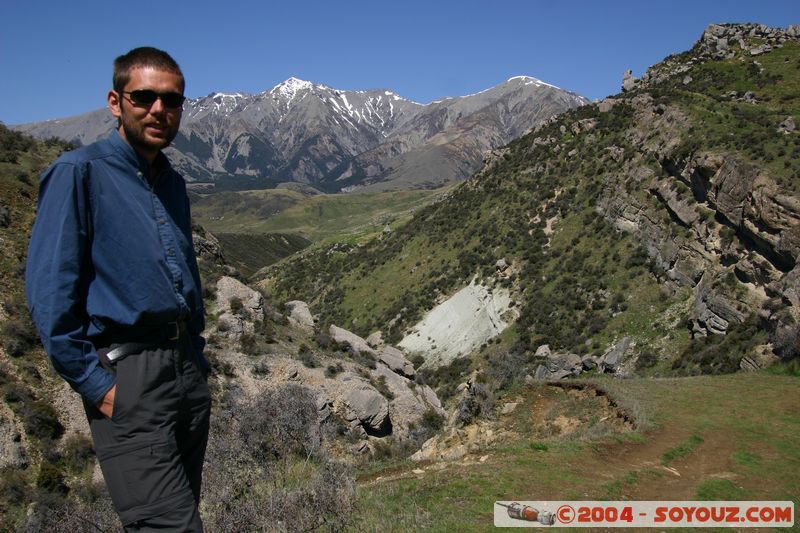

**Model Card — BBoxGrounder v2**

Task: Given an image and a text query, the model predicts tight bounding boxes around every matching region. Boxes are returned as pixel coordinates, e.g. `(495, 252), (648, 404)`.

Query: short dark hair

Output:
(113, 47), (185, 93)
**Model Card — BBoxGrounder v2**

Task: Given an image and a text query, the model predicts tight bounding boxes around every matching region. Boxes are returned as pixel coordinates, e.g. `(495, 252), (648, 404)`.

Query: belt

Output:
(104, 321), (183, 363)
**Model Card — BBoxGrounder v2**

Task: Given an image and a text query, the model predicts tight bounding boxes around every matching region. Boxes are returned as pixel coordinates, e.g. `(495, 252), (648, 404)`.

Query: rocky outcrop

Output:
(213, 276), (264, 339)
(530, 337), (634, 379)
(691, 274), (749, 336)
(740, 345), (780, 371)
(534, 352), (583, 380)
(621, 70), (639, 92)
(635, 24), (800, 88)
(594, 80), (799, 338)
(377, 346), (416, 379)
(600, 337), (634, 373)
(192, 223), (225, 263)
(329, 325), (375, 356)
(342, 376), (390, 436)
(285, 300), (316, 333)
(329, 325), (418, 379)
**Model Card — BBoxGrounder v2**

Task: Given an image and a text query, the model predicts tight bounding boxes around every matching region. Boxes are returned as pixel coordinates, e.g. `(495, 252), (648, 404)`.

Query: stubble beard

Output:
(119, 109), (179, 155)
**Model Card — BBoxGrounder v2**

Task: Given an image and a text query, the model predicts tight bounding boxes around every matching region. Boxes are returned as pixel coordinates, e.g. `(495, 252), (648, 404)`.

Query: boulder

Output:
(581, 355), (598, 370)
(371, 365), (444, 436)
(598, 98), (618, 113)
(495, 258), (509, 271)
(366, 331), (384, 348)
(329, 325), (375, 356)
(622, 70), (638, 92)
(533, 351), (582, 380)
(285, 300), (315, 332)
(600, 337), (634, 373)
(778, 116), (796, 134)
(378, 345), (416, 378)
(534, 344), (552, 358)
(213, 276), (264, 339)
(343, 381), (390, 435)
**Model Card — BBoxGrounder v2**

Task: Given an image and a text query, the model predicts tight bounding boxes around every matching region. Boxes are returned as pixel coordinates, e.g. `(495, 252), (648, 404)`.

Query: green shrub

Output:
(325, 363), (343, 378)
(298, 347), (318, 368)
(420, 407), (444, 432)
(251, 360), (270, 378)
(24, 401), (64, 441)
(239, 333), (258, 355)
(228, 296), (244, 315)
(36, 462), (68, 495)
(62, 434), (94, 473)
(0, 299), (39, 358)
(0, 466), (30, 506)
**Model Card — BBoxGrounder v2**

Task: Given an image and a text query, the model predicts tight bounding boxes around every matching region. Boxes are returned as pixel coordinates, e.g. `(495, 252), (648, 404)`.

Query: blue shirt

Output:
(25, 130), (206, 405)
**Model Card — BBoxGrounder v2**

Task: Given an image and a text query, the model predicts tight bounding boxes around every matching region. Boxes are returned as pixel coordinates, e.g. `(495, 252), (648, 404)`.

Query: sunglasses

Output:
(122, 89), (186, 109)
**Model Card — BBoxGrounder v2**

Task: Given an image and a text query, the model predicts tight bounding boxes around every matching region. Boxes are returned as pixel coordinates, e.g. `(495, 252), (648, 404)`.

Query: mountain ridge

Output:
(13, 76), (587, 192)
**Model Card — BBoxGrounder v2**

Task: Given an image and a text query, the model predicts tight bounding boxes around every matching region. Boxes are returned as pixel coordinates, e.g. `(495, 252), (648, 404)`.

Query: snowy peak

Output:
(184, 91), (250, 118)
(506, 75), (560, 90)
(270, 77), (317, 101)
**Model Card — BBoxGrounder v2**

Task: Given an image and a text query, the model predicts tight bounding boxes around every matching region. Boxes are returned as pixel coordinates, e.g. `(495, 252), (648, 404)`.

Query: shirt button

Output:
(167, 249), (175, 256)
(137, 171), (143, 177)
(159, 219), (166, 225)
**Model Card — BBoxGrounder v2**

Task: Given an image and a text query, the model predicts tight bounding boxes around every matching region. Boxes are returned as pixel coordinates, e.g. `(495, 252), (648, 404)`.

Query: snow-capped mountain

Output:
(14, 76), (587, 191)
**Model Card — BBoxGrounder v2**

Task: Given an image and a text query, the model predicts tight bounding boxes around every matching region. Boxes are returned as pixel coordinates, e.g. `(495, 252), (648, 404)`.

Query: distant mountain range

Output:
(14, 76), (587, 192)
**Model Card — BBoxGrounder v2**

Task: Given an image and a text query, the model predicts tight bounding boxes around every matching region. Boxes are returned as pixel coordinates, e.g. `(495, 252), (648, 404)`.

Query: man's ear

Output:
(108, 90), (122, 119)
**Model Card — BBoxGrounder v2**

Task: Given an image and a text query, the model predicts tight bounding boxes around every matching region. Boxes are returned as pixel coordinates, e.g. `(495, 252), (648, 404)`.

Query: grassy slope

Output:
(353, 372), (800, 532)
(192, 187), (445, 244)
(214, 232), (311, 277)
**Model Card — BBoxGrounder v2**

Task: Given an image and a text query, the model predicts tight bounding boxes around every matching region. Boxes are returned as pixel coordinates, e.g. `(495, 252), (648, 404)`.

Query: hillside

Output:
(263, 23), (800, 380)
(353, 373), (800, 531)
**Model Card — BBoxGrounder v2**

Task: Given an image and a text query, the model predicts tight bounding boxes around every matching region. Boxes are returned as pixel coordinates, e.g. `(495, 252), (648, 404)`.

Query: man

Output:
(26, 47), (210, 531)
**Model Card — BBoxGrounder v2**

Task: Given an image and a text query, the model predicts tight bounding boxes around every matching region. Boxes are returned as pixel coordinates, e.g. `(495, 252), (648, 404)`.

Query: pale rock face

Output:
(398, 280), (516, 368)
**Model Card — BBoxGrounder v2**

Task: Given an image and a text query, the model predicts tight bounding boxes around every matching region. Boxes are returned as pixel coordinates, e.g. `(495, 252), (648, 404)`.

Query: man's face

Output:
(108, 67), (184, 161)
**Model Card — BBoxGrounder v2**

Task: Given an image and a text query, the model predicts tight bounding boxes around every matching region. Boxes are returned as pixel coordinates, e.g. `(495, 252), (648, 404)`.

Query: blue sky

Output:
(1, 0), (796, 125)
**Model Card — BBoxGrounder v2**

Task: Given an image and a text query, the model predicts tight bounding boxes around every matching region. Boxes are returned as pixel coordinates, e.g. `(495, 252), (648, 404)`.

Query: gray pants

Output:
(85, 333), (211, 532)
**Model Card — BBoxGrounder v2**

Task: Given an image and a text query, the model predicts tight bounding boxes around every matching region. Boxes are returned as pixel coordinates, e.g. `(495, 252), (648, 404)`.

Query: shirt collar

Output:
(107, 129), (172, 176)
